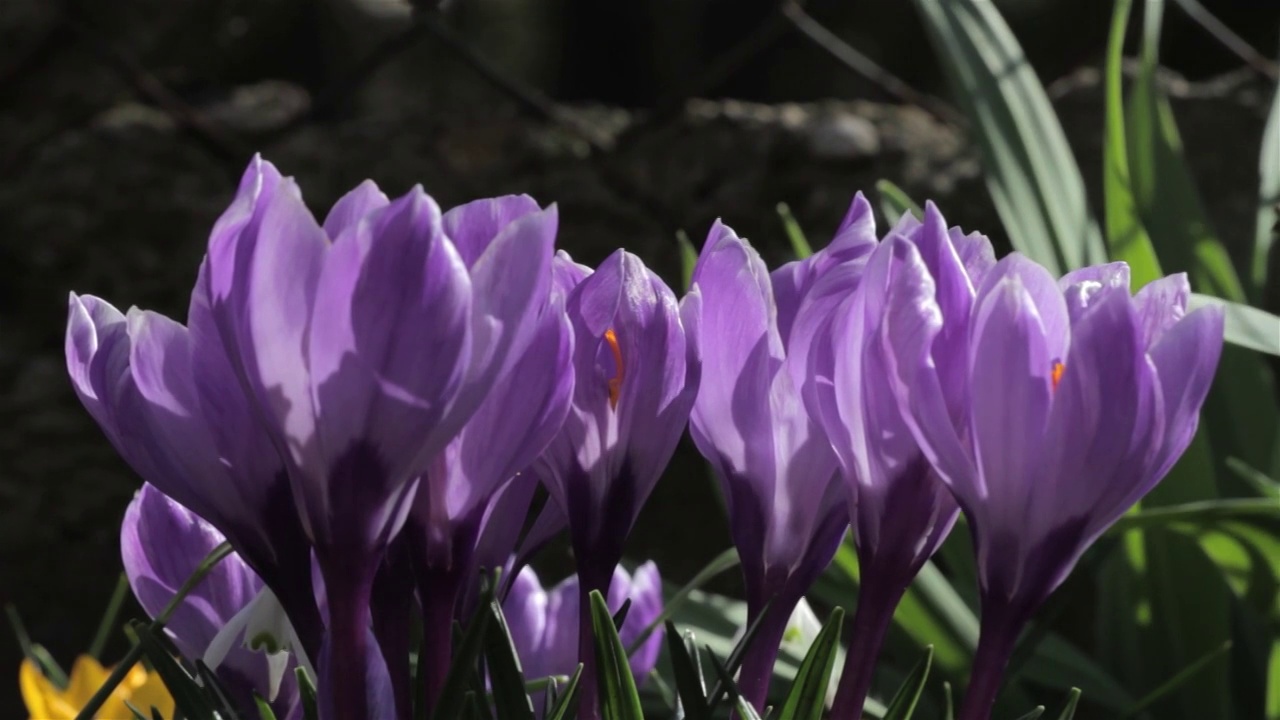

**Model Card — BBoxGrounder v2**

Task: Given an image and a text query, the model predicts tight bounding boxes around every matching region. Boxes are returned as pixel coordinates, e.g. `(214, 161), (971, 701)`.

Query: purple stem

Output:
(418, 567), (464, 717)
(829, 578), (907, 718)
(734, 600), (795, 716)
(372, 544), (415, 720)
(957, 605), (1024, 720)
(326, 570), (376, 720)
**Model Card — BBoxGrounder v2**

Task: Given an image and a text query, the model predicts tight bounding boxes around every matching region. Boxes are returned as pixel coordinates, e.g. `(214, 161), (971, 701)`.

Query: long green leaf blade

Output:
(1188, 294), (1280, 356)
(775, 607), (843, 720)
(1102, 0), (1163, 287)
(911, 0), (1106, 274)
(1255, 74), (1280, 297)
(882, 646), (934, 720)
(589, 589), (645, 720)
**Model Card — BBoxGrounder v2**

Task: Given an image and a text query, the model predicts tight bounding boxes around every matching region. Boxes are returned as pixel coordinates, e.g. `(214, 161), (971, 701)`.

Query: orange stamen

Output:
(605, 329), (624, 409)
(1051, 361), (1065, 391)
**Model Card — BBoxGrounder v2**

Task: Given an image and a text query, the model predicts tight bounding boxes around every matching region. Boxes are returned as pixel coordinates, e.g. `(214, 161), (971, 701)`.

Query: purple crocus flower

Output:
(887, 233), (1224, 719)
(67, 294), (323, 659)
(806, 206), (992, 716)
(404, 224), (575, 712)
(533, 249), (699, 717)
(682, 201), (879, 710)
(70, 156), (559, 719)
(503, 562), (665, 716)
(122, 483), (301, 719)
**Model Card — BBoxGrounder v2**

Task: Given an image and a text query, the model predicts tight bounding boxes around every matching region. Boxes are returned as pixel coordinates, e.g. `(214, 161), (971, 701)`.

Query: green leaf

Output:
(1055, 688), (1082, 720)
(707, 652), (765, 720)
(6, 604), (69, 690)
(775, 607), (843, 720)
(665, 624), (710, 720)
(297, 666), (319, 720)
(628, 547), (739, 655)
(1255, 75), (1280, 298)
(1188, 293), (1280, 356)
(132, 622), (219, 720)
(1267, 640), (1280, 720)
(482, 600), (536, 720)
(1227, 457), (1280, 499)
(432, 603), (493, 720)
(875, 179), (923, 226)
(677, 229), (698, 292)
(1102, 0), (1163, 287)
(75, 541), (233, 720)
(1125, 1), (1246, 301)
(1107, 497), (1280, 532)
(256, 696), (279, 720)
(543, 664), (584, 720)
(1013, 707), (1045, 720)
(910, 0), (1106, 274)
(589, 589), (645, 720)
(882, 645), (933, 720)
(777, 202), (813, 259)
(1121, 641), (1233, 718)
(89, 574), (131, 661)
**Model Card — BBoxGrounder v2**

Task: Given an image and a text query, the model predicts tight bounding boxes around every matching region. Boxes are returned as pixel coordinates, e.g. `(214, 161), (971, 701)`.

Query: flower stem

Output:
(326, 572), (376, 720)
(417, 568), (463, 717)
(373, 542), (416, 720)
(957, 605), (1024, 720)
(830, 579), (905, 718)
(734, 600), (794, 716)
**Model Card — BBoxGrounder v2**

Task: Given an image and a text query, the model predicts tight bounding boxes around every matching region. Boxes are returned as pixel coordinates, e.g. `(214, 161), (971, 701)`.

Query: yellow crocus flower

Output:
(20, 655), (175, 720)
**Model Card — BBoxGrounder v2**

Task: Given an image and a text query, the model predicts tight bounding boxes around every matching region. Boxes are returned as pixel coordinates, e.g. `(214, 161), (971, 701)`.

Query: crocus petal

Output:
(123, 484), (301, 718)
(964, 260), (1060, 524)
(771, 193), (877, 342)
(204, 163), (327, 479)
(539, 249), (698, 587)
(617, 561), (665, 680)
(1133, 273), (1192, 349)
(453, 205), (559, 419)
(310, 187), (471, 484)
(503, 568), (549, 679)
(322, 180), (391, 238)
(414, 303), (573, 565)
(1147, 305), (1224, 478)
(442, 194), (543, 266)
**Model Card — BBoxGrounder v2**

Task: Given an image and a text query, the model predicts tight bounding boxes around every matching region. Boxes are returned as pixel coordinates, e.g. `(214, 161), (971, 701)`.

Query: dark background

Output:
(1, 0), (1277, 715)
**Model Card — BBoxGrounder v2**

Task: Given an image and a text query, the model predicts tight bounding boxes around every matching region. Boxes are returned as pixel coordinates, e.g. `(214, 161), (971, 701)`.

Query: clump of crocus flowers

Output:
(49, 156), (1222, 720)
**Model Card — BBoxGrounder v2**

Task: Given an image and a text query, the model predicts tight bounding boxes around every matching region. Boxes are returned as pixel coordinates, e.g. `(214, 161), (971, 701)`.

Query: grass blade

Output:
(1055, 688), (1083, 720)
(1121, 641), (1233, 718)
(89, 573), (131, 661)
(589, 589), (645, 720)
(876, 179), (923, 226)
(1256, 75), (1280, 298)
(774, 607), (843, 720)
(1102, 0), (1163, 287)
(882, 646), (933, 720)
(666, 624), (710, 720)
(627, 547), (739, 655)
(777, 202), (813, 259)
(481, 601), (536, 720)
(911, 0), (1106, 274)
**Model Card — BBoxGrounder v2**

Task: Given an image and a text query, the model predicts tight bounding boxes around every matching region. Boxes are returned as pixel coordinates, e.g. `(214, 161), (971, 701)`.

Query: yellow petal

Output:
(19, 659), (78, 720)
(65, 656), (112, 709)
(126, 670), (175, 719)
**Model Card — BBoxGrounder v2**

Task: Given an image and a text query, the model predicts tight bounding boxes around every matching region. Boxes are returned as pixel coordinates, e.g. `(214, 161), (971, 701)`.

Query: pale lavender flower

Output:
(887, 227), (1224, 719)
